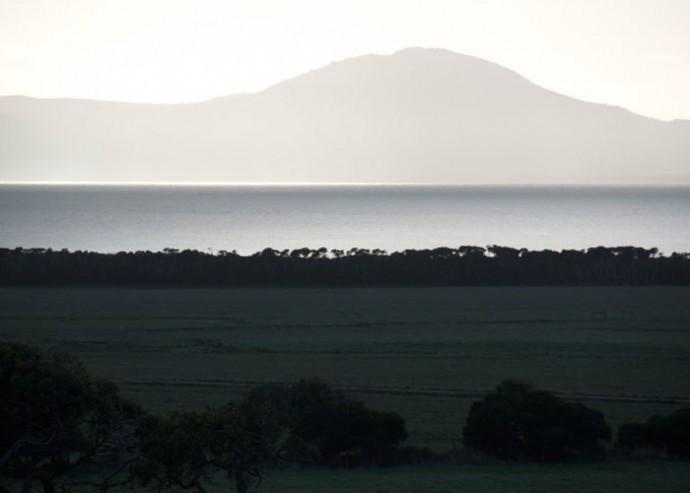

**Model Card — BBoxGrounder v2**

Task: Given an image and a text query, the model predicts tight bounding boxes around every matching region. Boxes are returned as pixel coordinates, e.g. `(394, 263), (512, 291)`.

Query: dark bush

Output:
(462, 380), (611, 461)
(617, 408), (690, 458)
(242, 378), (409, 466)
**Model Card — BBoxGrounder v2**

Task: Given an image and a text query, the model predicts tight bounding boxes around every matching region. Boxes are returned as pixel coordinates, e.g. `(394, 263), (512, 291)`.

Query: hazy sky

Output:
(1, 0), (689, 121)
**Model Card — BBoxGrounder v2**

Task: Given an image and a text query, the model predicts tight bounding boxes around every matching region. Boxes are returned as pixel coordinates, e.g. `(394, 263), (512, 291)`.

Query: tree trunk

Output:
(20, 476), (32, 493)
(40, 479), (54, 493)
(234, 471), (248, 493)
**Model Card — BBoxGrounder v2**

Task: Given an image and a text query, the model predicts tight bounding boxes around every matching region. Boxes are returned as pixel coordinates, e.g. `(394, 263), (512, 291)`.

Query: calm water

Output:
(1, 185), (689, 254)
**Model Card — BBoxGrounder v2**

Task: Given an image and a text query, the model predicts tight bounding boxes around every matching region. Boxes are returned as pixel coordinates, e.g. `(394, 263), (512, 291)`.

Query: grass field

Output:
(259, 462), (690, 493)
(2, 286), (689, 452)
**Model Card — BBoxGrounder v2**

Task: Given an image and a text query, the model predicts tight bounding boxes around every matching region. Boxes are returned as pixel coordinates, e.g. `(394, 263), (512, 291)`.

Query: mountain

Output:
(1, 47), (689, 184)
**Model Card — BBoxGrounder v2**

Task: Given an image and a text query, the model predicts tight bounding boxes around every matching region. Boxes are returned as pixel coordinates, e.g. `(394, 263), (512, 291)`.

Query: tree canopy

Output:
(617, 408), (690, 458)
(133, 403), (273, 493)
(0, 343), (141, 493)
(0, 344), (280, 493)
(462, 380), (611, 461)
(243, 379), (408, 467)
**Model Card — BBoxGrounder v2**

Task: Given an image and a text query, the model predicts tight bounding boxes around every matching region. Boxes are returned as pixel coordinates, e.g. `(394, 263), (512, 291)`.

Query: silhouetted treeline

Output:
(1, 245), (689, 286)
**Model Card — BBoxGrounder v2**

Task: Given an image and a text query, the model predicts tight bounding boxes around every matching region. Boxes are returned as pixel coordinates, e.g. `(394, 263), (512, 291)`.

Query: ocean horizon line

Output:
(2, 181), (690, 188)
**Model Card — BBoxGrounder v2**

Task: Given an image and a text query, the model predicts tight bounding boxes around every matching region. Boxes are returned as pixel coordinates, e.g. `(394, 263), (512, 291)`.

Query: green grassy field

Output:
(2, 286), (689, 452)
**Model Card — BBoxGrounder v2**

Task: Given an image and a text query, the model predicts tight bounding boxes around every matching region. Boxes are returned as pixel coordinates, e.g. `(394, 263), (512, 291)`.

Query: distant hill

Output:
(1, 47), (688, 184)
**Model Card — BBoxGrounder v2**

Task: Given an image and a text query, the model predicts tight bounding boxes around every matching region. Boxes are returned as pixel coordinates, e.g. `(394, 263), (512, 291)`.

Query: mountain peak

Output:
(260, 47), (534, 100)
(392, 46), (455, 56)
(391, 46), (486, 60)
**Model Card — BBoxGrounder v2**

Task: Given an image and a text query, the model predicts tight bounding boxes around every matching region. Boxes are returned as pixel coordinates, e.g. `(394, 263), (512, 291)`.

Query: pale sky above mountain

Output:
(1, 0), (689, 121)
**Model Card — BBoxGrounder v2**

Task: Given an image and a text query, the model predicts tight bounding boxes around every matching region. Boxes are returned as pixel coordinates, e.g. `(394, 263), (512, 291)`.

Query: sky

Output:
(0, 0), (689, 121)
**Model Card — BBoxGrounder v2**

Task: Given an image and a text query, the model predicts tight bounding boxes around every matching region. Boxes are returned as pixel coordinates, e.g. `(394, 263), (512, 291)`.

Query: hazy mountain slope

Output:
(1, 48), (688, 183)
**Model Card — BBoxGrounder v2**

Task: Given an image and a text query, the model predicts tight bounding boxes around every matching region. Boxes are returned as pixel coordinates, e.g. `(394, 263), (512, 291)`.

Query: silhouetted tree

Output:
(462, 381), (611, 461)
(0, 343), (142, 493)
(617, 408), (690, 458)
(133, 404), (273, 493)
(243, 379), (408, 467)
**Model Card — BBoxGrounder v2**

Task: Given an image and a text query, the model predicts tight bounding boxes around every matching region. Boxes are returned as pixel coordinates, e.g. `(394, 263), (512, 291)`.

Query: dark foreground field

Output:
(261, 463), (690, 493)
(2, 286), (690, 491)
(2, 286), (689, 447)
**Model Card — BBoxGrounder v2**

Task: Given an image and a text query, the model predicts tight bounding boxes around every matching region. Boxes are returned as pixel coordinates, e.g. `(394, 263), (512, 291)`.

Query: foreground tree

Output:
(462, 380), (611, 461)
(0, 343), (141, 493)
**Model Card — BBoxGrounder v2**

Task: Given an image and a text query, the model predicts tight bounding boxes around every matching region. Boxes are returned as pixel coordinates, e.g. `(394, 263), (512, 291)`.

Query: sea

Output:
(1, 185), (689, 255)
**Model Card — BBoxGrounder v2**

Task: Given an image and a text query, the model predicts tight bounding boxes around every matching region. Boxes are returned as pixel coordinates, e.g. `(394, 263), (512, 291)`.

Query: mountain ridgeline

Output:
(1, 48), (689, 184)
(2, 246), (689, 286)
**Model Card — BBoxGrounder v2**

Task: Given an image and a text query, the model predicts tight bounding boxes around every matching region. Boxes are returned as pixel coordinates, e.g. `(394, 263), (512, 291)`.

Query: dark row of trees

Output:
(2, 245), (690, 286)
(2, 344), (689, 493)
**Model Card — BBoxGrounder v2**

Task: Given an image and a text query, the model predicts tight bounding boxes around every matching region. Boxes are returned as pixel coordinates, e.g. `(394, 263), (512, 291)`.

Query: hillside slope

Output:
(1, 48), (688, 183)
